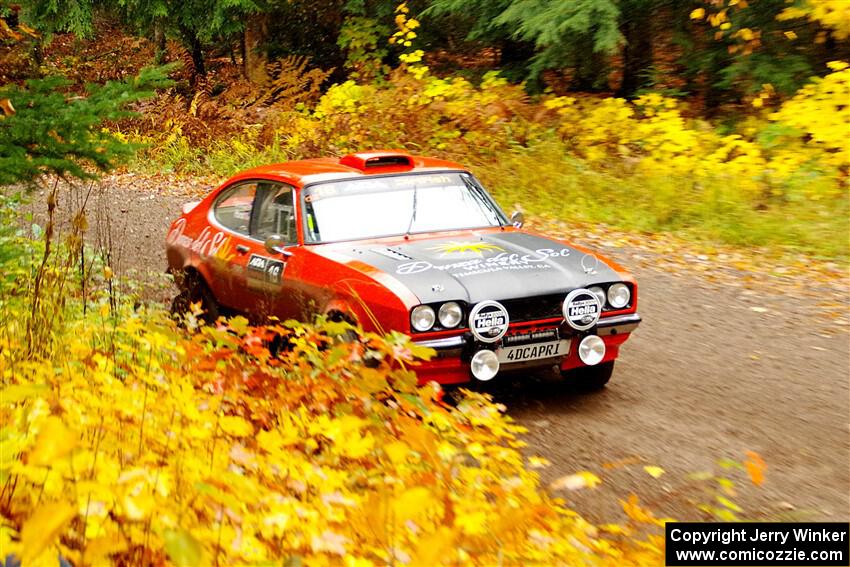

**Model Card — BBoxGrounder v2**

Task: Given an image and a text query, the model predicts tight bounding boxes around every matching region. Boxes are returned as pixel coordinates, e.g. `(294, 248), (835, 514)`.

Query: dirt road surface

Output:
(36, 175), (850, 524)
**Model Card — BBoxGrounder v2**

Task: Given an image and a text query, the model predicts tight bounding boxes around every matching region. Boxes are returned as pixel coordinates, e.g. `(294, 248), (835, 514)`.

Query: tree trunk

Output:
(571, 37), (606, 91)
(244, 13), (270, 86)
(703, 51), (726, 116)
(497, 38), (537, 85)
(240, 32), (247, 68)
(31, 38), (44, 67)
(618, 6), (653, 98)
(189, 34), (206, 77)
(154, 20), (167, 64)
(179, 24), (206, 80)
(499, 39), (535, 68)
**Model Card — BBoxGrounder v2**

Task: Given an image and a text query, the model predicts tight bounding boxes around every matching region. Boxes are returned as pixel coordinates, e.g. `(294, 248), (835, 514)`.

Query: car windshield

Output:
(301, 172), (507, 243)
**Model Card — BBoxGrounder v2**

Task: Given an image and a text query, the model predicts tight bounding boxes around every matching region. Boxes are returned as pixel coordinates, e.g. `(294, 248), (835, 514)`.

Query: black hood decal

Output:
(329, 231), (622, 305)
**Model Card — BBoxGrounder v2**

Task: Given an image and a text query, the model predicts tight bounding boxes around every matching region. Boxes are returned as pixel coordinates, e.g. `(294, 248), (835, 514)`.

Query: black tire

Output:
(326, 310), (359, 343)
(170, 273), (220, 324)
(268, 331), (292, 357)
(564, 361), (615, 391)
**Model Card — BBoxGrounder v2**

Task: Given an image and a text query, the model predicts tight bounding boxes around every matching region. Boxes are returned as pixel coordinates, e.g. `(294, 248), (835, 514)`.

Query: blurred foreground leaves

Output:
(1, 302), (670, 565)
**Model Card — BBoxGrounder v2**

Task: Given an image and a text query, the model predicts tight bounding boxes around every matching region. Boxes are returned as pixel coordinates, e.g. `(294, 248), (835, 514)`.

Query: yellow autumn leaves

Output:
(771, 62), (850, 172)
(541, 70), (849, 198)
(27, 415), (78, 466)
(17, 501), (77, 565)
(390, 2), (420, 48)
(778, 0), (850, 40)
(692, 0), (850, 42)
(1, 309), (670, 565)
(280, 47), (847, 206)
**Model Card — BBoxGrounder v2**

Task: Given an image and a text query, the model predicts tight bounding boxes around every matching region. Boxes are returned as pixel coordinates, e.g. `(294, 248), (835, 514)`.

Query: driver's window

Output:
(213, 182), (257, 235)
(254, 183), (297, 243)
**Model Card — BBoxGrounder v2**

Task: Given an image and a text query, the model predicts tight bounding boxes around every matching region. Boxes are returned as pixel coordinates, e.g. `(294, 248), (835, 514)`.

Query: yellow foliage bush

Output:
(770, 61), (850, 172)
(125, 58), (849, 259)
(1, 297), (668, 565)
(542, 71), (847, 199)
(631, 94), (703, 174)
(276, 61), (847, 198)
(779, 1), (850, 40)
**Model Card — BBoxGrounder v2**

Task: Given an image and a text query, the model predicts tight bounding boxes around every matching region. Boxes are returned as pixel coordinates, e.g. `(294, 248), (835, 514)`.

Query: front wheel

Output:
(563, 361), (615, 391)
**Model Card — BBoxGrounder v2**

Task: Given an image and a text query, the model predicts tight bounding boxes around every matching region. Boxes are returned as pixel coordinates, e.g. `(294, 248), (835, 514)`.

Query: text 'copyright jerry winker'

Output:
(665, 522), (849, 566)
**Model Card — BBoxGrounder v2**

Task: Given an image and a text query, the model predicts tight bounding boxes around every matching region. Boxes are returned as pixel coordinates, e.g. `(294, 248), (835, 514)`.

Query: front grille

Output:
(500, 294), (564, 323)
(502, 328), (559, 345)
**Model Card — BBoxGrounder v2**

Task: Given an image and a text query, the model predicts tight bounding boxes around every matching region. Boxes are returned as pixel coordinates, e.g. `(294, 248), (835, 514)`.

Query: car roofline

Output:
(299, 168), (470, 189)
(227, 154), (468, 187)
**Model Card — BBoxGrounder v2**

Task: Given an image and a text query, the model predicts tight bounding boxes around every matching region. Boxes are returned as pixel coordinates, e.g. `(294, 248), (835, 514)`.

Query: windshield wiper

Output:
(403, 185), (418, 239)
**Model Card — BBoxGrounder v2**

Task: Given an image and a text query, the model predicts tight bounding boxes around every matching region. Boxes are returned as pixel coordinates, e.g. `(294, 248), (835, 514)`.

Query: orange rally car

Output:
(165, 151), (641, 387)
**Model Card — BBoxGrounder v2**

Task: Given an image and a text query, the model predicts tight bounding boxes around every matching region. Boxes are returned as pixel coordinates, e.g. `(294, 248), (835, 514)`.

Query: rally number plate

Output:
(497, 339), (570, 364)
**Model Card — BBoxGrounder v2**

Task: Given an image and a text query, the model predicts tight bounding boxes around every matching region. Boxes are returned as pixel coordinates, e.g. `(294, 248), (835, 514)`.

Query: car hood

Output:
(318, 231), (622, 305)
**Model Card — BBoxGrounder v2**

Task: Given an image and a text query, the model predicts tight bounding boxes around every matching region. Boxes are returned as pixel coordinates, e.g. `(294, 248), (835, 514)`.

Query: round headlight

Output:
(588, 286), (607, 307)
(607, 283), (630, 309)
(411, 305), (436, 332)
(438, 302), (462, 328)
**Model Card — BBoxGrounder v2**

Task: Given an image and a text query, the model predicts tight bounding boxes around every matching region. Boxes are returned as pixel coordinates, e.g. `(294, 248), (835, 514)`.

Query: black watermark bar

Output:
(666, 522), (849, 566)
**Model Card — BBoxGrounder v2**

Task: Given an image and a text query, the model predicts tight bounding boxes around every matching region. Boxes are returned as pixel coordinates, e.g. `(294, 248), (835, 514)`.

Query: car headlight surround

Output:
(438, 301), (462, 328)
(411, 305), (436, 332)
(607, 283), (630, 309)
(588, 286), (607, 308)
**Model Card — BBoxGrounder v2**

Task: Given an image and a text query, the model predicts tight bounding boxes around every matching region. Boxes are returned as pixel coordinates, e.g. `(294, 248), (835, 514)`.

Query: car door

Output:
(206, 181), (259, 309)
(230, 181), (304, 320)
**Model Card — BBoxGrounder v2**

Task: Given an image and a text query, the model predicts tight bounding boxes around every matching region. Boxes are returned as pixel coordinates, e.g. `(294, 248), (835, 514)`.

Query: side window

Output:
(213, 182), (257, 235)
(254, 183), (297, 243)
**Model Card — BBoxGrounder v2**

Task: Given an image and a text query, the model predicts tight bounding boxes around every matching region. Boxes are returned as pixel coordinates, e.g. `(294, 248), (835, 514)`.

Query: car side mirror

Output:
(510, 211), (524, 228)
(264, 234), (293, 257)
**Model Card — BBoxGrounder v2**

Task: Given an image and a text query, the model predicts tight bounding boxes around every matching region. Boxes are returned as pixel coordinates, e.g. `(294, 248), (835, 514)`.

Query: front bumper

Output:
(596, 313), (641, 336)
(412, 313), (641, 385)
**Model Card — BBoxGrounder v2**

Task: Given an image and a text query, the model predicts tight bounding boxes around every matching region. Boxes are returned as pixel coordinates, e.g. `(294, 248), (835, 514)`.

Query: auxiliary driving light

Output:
(578, 335), (606, 366)
(471, 349), (500, 381)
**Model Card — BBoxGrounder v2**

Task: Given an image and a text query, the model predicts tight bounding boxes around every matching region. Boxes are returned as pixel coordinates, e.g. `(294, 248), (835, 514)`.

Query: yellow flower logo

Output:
(213, 236), (236, 263)
(429, 241), (504, 256)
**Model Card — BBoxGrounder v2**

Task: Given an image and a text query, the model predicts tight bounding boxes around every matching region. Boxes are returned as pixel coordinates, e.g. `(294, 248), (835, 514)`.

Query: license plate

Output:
(497, 339), (570, 364)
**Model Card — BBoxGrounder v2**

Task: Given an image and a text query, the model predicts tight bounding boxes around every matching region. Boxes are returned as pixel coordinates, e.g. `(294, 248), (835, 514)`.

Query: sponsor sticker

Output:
(428, 241), (505, 257)
(469, 301), (510, 343)
(247, 254), (285, 284)
(265, 260), (284, 284)
(563, 288), (601, 331)
(247, 254), (268, 272)
(395, 247), (571, 277)
(167, 218), (233, 260)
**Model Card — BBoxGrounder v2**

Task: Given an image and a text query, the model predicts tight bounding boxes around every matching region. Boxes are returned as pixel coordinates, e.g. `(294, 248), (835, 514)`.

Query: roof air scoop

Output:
(340, 151), (414, 171)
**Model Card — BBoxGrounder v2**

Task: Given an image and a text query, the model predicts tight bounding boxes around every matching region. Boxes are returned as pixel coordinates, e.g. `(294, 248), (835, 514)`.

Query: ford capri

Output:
(165, 151), (641, 388)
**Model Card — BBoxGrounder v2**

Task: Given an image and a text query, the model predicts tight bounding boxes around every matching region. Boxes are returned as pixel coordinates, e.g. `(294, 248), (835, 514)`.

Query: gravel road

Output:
(38, 175), (850, 524)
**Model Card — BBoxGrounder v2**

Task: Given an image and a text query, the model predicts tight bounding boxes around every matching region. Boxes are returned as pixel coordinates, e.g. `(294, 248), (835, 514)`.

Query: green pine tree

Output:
(0, 65), (173, 186)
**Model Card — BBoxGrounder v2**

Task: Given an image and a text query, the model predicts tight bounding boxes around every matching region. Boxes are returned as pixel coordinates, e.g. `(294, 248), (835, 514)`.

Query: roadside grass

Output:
(470, 143), (850, 262)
